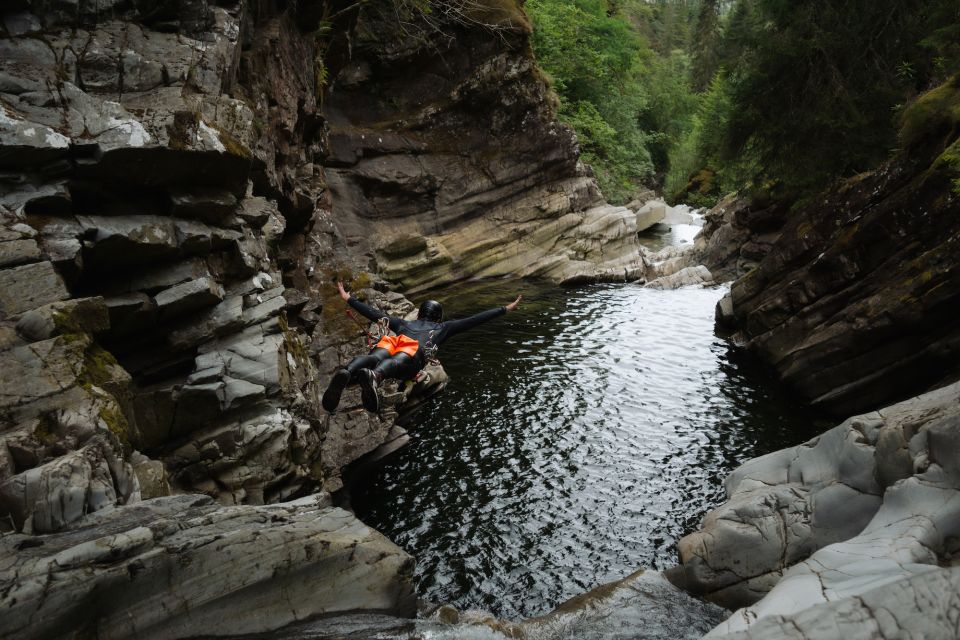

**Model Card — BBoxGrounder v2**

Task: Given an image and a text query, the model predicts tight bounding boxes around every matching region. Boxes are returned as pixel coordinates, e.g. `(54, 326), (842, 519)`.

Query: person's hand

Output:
(505, 294), (522, 312)
(337, 281), (351, 301)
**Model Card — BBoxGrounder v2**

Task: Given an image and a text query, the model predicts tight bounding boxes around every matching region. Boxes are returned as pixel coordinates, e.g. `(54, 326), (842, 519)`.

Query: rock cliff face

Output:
(712, 77), (960, 416)
(0, 0), (458, 634)
(671, 380), (960, 639)
(0, 0), (652, 635)
(321, 1), (644, 291)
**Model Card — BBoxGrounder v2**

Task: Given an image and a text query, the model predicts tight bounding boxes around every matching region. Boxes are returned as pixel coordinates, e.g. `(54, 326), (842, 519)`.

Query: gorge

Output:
(1, 1), (959, 639)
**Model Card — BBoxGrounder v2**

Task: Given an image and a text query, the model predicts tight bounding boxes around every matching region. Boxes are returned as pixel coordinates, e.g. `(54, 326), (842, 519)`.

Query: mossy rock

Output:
(899, 74), (960, 151)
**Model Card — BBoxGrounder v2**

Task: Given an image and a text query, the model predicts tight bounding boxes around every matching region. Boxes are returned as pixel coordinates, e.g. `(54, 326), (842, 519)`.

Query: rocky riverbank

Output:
(671, 380), (960, 639)
(652, 75), (960, 639)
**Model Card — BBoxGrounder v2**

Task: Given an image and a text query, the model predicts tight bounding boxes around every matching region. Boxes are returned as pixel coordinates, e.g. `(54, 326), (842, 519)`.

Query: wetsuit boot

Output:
(322, 368), (351, 413)
(357, 368), (381, 413)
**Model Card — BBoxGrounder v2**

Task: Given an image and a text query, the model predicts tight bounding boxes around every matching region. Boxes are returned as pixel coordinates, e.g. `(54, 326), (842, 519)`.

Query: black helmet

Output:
(418, 300), (443, 322)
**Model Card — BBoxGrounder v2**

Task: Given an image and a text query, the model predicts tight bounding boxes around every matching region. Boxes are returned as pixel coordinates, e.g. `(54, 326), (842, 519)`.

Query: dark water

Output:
(352, 280), (821, 620)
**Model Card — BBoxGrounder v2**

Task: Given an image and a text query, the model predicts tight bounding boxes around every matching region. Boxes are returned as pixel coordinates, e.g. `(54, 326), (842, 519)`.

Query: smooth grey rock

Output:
(634, 199), (667, 231)
(167, 294), (244, 350)
(0, 261), (69, 317)
(0, 102), (70, 170)
(154, 276), (225, 320)
(77, 215), (179, 266)
(677, 382), (960, 635)
(237, 195), (279, 227)
(715, 292), (735, 332)
(0, 495), (415, 639)
(0, 431), (139, 533)
(196, 324), (283, 388)
(241, 286), (287, 325)
(522, 571), (727, 640)
(713, 567), (960, 640)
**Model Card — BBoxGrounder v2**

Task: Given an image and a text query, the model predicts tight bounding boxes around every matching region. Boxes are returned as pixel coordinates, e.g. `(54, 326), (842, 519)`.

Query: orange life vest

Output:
(375, 334), (420, 357)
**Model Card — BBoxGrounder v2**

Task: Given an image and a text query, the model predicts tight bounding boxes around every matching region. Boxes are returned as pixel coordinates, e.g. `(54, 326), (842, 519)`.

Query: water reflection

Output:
(353, 280), (821, 619)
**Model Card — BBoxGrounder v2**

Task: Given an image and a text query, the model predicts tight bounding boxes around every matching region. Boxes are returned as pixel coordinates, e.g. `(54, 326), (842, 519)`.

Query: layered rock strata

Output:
(0, 0), (438, 634)
(716, 77), (960, 416)
(671, 380), (960, 638)
(0, 494), (415, 639)
(321, 1), (644, 291)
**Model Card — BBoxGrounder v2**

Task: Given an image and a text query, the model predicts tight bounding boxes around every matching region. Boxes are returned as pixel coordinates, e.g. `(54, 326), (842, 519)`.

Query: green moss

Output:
(98, 403), (130, 445)
(81, 344), (121, 388)
(33, 412), (60, 446)
(795, 220), (815, 239)
(76, 342), (131, 445)
(317, 266), (375, 341)
(51, 310), (81, 335)
(932, 138), (960, 196)
(210, 121), (253, 159)
(279, 312), (309, 365)
(167, 111), (251, 158)
(834, 221), (860, 247)
(899, 74), (960, 150)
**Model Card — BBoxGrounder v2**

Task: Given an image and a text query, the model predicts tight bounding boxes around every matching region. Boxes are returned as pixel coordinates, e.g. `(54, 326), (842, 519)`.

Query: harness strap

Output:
(344, 310), (392, 349)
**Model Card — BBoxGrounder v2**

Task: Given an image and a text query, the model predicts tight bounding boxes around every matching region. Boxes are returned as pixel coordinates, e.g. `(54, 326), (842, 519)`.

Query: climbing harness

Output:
(421, 329), (440, 365)
(344, 309), (391, 349)
(344, 309), (441, 396)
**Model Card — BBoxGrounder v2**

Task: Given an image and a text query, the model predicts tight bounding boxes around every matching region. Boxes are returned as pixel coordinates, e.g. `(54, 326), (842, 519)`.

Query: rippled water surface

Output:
(353, 279), (820, 620)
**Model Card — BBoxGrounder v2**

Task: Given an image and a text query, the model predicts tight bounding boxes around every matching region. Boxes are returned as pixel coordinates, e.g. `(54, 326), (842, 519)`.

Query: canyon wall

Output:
(320, 0), (644, 292)
(708, 76), (960, 417)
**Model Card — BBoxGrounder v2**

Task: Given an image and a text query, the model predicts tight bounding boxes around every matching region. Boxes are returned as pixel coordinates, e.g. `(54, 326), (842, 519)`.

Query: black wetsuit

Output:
(345, 296), (506, 381)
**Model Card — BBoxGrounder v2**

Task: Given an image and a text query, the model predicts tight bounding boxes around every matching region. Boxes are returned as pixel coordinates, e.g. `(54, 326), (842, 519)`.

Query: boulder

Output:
(522, 571), (727, 640)
(0, 237), (40, 267)
(16, 296), (110, 342)
(713, 567), (960, 640)
(0, 431), (139, 533)
(633, 199), (667, 231)
(0, 494), (416, 639)
(153, 277), (225, 320)
(645, 265), (713, 290)
(672, 381), (960, 636)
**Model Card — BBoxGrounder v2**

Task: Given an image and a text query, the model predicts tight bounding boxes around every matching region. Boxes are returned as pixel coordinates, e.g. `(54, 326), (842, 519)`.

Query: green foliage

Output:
(661, 0), (960, 205)
(527, 0), (706, 202)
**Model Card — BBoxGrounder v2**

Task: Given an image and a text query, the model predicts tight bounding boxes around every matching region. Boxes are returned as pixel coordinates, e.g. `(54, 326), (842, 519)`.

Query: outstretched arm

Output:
(441, 295), (522, 339)
(338, 282), (399, 329)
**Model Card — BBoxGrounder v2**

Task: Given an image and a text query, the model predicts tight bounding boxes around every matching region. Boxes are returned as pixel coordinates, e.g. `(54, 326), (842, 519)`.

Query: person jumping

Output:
(322, 281), (522, 413)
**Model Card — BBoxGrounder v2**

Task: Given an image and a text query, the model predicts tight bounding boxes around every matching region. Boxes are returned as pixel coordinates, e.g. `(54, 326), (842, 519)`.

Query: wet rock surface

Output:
(672, 381), (960, 637)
